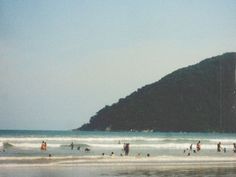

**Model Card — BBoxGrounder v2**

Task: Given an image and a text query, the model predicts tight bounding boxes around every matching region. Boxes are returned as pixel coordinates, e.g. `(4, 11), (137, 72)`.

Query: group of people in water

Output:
(184, 141), (199, 156)
(69, 141), (130, 156)
(217, 142), (236, 153)
(38, 139), (236, 158)
(40, 141), (47, 151)
(67, 141), (130, 155)
(102, 142), (151, 157)
(70, 142), (81, 150)
(184, 140), (236, 156)
(69, 142), (90, 152)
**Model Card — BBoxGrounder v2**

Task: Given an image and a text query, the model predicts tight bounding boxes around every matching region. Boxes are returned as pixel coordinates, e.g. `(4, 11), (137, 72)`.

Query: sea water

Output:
(1, 130), (236, 177)
(1, 130), (236, 158)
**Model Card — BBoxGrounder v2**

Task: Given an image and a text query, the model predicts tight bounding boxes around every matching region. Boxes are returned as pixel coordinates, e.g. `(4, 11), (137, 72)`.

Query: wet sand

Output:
(0, 156), (236, 177)
(0, 163), (236, 177)
(1, 155), (236, 166)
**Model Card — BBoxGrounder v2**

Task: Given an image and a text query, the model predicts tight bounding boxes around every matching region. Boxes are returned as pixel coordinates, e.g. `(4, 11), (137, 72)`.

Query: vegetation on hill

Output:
(79, 53), (236, 132)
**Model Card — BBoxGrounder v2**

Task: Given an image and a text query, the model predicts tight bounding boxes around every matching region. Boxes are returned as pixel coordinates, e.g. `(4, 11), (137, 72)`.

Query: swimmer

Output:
(85, 148), (90, 152)
(224, 147), (226, 153)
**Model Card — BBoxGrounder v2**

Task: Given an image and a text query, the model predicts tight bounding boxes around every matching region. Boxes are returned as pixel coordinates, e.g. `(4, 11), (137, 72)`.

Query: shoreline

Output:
(1, 160), (235, 177)
(1, 155), (236, 167)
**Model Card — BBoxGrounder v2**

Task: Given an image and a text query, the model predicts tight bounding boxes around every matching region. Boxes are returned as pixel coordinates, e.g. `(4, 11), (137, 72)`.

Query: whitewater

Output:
(1, 130), (236, 177)
(0, 130), (236, 166)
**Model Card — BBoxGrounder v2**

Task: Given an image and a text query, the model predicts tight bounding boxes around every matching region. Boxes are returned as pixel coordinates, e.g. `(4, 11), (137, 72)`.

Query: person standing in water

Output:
(41, 141), (47, 151)
(196, 141), (201, 152)
(233, 143), (236, 153)
(40, 141), (45, 151)
(123, 143), (130, 156)
(70, 142), (74, 150)
(217, 142), (222, 152)
(190, 144), (193, 151)
(44, 142), (47, 151)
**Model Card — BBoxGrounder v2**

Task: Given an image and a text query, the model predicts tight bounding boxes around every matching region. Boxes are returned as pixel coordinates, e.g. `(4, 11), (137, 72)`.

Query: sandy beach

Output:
(1, 156), (236, 177)
(1, 155), (236, 166)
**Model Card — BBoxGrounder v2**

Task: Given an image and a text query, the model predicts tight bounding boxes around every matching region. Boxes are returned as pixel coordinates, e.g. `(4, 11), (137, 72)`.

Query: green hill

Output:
(78, 53), (236, 132)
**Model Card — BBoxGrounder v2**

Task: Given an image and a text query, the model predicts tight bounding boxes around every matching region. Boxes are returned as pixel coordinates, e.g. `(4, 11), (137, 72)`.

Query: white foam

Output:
(10, 143), (61, 148)
(0, 141), (234, 150)
(0, 135), (236, 151)
(84, 143), (234, 150)
(0, 137), (165, 142)
(0, 137), (235, 144)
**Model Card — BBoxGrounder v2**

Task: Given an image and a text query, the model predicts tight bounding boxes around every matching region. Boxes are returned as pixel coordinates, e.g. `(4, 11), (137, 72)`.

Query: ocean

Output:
(0, 130), (236, 177)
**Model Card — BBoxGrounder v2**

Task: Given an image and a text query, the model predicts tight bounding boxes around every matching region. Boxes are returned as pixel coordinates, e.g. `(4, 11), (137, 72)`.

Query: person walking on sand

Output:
(196, 141), (201, 152)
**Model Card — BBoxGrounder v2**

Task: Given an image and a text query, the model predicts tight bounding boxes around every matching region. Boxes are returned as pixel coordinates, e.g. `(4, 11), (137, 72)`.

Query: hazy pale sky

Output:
(0, 0), (236, 130)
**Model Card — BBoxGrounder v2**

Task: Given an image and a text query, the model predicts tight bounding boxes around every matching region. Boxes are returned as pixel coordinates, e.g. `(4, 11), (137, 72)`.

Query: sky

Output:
(0, 0), (236, 130)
